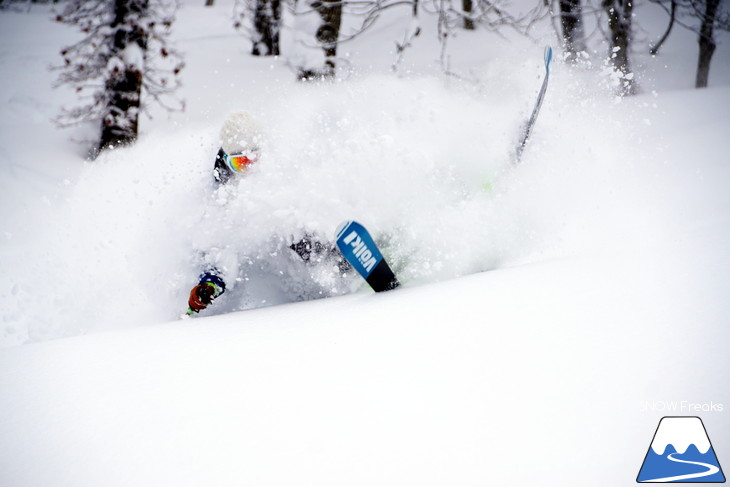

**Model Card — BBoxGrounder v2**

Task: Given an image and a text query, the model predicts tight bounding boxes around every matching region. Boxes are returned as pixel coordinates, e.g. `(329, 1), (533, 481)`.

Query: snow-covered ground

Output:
(1, 1), (729, 485)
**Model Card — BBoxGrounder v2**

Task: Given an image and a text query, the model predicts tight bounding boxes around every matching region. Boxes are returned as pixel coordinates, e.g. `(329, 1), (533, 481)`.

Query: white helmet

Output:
(219, 111), (263, 155)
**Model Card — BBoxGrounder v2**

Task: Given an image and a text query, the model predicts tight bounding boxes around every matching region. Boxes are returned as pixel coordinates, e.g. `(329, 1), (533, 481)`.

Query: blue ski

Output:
(515, 45), (553, 162)
(335, 220), (400, 292)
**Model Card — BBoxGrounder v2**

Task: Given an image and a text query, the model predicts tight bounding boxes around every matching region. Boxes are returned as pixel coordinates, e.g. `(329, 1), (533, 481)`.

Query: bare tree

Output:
(235, 0), (282, 56)
(695, 0), (721, 87)
(602, 0), (635, 94)
(293, 0), (343, 79)
(307, 0), (343, 78)
(392, 0), (421, 72)
(289, 0), (543, 79)
(254, 0), (282, 55)
(648, 0), (729, 88)
(441, 0), (547, 75)
(54, 0), (184, 156)
(399, 0), (546, 76)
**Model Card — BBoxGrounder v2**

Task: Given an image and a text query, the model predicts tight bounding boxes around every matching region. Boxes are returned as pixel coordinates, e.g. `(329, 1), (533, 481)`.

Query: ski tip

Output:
(544, 45), (553, 70)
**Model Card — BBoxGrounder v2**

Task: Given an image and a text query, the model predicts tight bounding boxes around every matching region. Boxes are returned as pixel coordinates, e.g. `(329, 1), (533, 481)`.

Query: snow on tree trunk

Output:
(54, 0), (184, 158)
(294, 0), (342, 80)
(559, 0), (586, 63)
(99, 0), (148, 152)
(313, 0), (343, 78)
(251, 0), (281, 56)
(603, 0), (635, 95)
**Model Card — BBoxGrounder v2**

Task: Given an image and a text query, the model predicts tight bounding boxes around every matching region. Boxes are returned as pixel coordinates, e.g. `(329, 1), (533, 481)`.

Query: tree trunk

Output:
(696, 0), (719, 88)
(316, 0), (342, 76)
(299, 0), (342, 79)
(603, 0), (635, 95)
(99, 0), (148, 152)
(560, 0), (586, 62)
(252, 0), (281, 56)
(462, 0), (475, 30)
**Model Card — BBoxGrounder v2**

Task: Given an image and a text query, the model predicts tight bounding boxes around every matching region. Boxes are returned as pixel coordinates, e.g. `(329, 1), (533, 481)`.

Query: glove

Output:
(188, 282), (221, 313)
(187, 270), (227, 315)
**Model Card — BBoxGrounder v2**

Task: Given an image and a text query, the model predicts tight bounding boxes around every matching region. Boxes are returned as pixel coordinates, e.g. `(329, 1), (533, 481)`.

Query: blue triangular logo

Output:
(637, 416), (726, 483)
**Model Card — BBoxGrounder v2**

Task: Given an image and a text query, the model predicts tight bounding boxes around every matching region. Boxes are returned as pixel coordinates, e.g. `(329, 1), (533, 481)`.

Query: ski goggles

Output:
(225, 149), (260, 172)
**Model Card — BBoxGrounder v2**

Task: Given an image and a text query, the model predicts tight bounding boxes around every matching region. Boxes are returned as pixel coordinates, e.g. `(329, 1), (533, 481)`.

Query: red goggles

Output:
(226, 149), (260, 172)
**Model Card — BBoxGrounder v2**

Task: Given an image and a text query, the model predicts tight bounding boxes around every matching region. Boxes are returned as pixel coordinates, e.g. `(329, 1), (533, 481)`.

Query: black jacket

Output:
(213, 148), (234, 185)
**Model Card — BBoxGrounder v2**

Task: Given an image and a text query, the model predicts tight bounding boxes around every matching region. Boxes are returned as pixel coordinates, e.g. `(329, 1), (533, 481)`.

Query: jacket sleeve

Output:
(198, 268), (226, 295)
(213, 148), (233, 185)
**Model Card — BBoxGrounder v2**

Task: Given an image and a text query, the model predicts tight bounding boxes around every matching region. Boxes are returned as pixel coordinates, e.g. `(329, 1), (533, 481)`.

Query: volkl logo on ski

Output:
(335, 220), (399, 293)
(342, 230), (377, 273)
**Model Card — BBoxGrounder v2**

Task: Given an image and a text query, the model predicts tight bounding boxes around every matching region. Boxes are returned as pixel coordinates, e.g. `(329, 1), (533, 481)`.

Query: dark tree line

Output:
(38, 0), (727, 156)
(649, 0), (728, 88)
(645, 0), (729, 87)
(553, 0), (727, 92)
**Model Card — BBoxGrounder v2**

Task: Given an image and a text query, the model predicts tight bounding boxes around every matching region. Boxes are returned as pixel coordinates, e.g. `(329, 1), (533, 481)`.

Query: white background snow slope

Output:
(1, 0), (729, 486)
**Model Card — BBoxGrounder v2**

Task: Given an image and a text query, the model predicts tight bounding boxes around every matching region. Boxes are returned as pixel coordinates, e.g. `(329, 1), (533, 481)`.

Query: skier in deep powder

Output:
(186, 112), (349, 315)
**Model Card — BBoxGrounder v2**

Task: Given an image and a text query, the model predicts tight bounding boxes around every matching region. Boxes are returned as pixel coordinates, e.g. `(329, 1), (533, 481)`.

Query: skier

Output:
(187, 111), (348, 315)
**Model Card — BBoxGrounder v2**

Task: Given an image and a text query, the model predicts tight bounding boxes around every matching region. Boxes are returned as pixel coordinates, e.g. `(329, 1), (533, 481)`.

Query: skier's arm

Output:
(213, 148), (234, 185)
